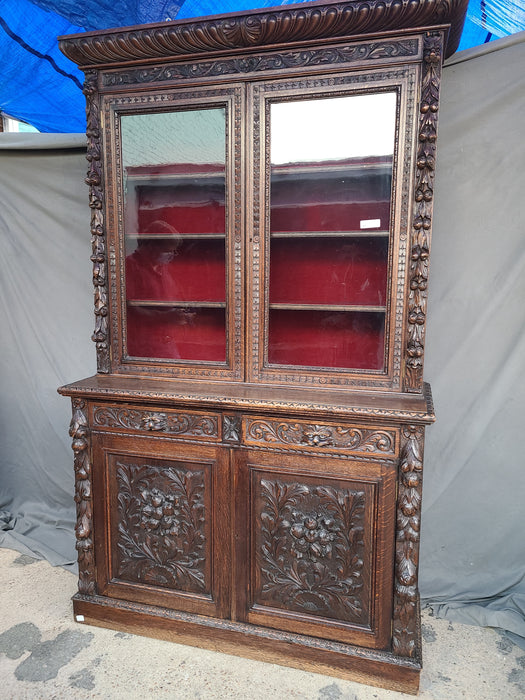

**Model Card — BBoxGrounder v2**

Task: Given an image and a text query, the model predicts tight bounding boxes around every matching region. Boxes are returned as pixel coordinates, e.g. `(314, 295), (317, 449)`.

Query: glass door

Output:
(111, 89), (244, 380)
(248, 78), (409, 388)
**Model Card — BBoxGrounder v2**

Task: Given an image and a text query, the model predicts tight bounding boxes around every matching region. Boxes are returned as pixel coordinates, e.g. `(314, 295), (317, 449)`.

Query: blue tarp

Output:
(0, 0), (524, 132)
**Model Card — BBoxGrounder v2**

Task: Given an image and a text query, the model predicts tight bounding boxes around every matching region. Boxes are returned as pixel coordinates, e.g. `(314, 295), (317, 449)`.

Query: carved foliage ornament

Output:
(246, 418), (395, 454)
(405, 32), (443, 391)
(84, 70), (110, 373)
(256, 478), (367, 624)
(93, 406), (218, 437)
(393, 425), (424, 657)
(103, 39), (420, 87)
(59, 1), (466, 66)
(114, 461), (207, 593)
(69, 398), (96, 595)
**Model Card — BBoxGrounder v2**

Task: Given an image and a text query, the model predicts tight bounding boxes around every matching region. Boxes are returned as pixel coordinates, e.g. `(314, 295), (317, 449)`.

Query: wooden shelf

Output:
(270, 230), (389, 238)
(127, 300), (226, 308)
(126, 233), (225, 240)
(269, 303), (386, 313)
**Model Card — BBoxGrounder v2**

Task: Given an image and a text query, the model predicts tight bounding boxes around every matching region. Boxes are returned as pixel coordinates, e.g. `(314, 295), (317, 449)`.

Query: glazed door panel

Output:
(233, 449), (396, 649)
(105, 85), (245, 381)
(246, 68), (418, 390)
(92, 434), (231, 618)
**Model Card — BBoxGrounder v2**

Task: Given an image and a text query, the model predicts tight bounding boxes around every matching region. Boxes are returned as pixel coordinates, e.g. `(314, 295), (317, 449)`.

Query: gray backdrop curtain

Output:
(1, 34), (524, 643)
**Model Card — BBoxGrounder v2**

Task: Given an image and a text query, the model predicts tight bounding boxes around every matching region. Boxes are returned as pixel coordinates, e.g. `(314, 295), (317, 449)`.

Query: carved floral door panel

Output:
(92, 434), (230, 618)
(233, 449), (396, 649)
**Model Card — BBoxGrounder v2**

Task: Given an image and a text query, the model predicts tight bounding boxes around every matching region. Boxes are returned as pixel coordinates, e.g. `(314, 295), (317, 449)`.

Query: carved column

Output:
(69, 398), (96, 595)
(405, 31), (443, 392)
(392, 424), (424, 658)
(84, 70), (110, 373)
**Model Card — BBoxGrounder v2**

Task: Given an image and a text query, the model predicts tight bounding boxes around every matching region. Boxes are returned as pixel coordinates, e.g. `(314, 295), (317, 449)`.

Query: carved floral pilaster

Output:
(84, 70), (110, 373)
(405, 32), (443, 392)
(392, 424), (424, 657)
(69, 398), (96, 595)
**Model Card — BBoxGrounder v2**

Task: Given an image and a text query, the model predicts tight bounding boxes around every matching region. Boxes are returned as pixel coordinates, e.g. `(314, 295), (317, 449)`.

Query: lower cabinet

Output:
(66, 398), (426, 693)
(91, 427), (396, 651)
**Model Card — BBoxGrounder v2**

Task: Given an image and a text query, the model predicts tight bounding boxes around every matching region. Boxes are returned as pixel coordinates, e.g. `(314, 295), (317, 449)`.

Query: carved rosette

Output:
(114, 461), (207, 593)
(84, 70), (110, 373)
(246, 418), (395, 454)
(69, 398), (95, 595)
(393, 425), (424, 657)
(405, 32), (443, 392)
(223, 414), (242, 443)
(255, 478), (367, 623)
(92, 406), (218, 437)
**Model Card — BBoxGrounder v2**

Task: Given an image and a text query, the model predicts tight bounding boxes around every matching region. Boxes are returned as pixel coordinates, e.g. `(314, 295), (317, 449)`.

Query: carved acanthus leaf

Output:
(93, 406), (218, 437)
(393, 425), (425, 657)
(405, 32), (443, 392)
(84, 70), (110, 373)
(69, 398), (95, 595)
(246, 419), (395, 454)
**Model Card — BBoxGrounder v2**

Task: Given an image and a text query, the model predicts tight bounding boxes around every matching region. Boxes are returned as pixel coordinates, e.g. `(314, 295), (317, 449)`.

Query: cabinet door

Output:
(233, 449), (396, 649)
(92, 433), (230, 618)
(247, 68), (418, 390)
(106, 85), (244, 380)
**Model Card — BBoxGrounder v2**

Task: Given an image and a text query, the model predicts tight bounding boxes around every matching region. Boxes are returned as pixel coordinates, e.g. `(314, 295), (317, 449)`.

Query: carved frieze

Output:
(69, 398), (96, 595)
(254, 477), (367, 624)
(245, 418), (396, 455)
(93, 405), (219, 438)
(393, 425), (424, 658)
(404, 32), (443, 392)
(113, 461), (207, 593)
(103, 39), (420, 87)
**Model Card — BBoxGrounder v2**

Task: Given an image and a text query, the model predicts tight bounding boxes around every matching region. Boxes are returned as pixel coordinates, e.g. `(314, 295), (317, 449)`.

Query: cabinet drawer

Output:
(90, 403), (221, 442)
(242, 415), (399, 458)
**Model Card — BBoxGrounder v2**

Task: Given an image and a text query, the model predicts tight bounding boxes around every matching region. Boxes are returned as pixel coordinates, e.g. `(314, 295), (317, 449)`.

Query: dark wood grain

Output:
(58, 0), (467, 67)
(58, 1), (454, 690)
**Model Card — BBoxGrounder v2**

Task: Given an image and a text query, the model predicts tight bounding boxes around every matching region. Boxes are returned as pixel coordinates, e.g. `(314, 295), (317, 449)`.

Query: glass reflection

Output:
(268, 92), (397, 371)
(121, 108), (227, 362)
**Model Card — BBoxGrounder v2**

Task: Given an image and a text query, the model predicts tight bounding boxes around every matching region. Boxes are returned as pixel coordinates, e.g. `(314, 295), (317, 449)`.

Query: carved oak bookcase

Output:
(58, 0), (467, 692)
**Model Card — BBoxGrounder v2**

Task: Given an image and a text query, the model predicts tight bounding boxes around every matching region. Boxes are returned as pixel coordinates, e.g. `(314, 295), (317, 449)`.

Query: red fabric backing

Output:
(268, 309), (385, 370)
(269, 237), (388, 306)
(135, 184), (225, 234)
(125, 239), (225, 303)
(126, 306), (226, 362)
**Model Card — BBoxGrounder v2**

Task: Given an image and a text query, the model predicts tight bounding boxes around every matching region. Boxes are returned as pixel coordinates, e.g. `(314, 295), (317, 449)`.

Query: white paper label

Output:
(360, 219), (381, 229)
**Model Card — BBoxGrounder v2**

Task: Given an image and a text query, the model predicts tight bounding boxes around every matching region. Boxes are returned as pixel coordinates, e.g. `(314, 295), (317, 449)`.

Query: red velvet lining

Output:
(268, 309), (385, 370)
(126, 306), (226, 362)
(269, 237), (388, 306)
(125, 239), (225, 303)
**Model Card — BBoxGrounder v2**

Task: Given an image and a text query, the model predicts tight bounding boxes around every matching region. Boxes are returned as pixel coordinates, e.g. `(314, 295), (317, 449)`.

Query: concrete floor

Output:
(0, 547), (523, 699)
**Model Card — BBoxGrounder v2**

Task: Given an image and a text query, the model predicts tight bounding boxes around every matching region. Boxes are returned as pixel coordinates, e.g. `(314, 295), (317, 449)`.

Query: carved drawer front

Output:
(233, 450), (396, 649)
(243, 416), (399, 458)
(92, 436), (230, 618)
(91, 403), (221, 442)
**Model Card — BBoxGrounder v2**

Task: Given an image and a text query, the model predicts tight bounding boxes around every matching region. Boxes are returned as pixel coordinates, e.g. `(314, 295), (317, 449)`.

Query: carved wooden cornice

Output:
(59, 0), (468, 69)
